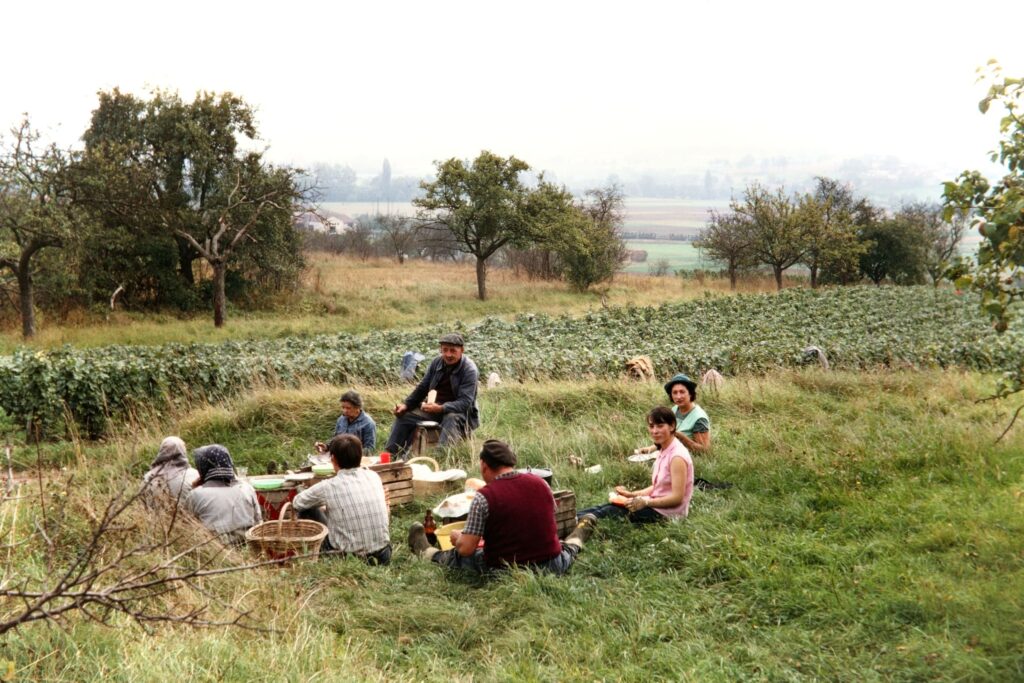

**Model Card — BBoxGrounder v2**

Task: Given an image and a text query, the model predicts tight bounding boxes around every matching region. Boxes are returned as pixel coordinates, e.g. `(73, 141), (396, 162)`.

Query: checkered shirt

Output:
(462, 471), (521, 537)
(292, 468), (390, 554)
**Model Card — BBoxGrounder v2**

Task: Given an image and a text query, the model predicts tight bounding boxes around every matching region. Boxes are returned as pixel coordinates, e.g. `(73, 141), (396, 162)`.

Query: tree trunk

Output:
(17, 267), (36, 340)
(212, 261), (227, 328)
(773, 265), (784, 291)
(177, 237), (197, 286)
(475, 256), (488, 301)
(728, 265), (737, 290)
(810, 264), (819, 289)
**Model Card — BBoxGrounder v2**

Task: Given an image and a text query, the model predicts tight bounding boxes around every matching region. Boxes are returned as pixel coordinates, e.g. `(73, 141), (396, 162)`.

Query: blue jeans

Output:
(384, 409), (470, 459)
(431, 541), (580, 576)
(578, 503), (664, 525)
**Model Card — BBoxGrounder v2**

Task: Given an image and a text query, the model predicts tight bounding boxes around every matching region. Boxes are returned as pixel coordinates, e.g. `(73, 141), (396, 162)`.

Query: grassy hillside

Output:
(3, 371), (1022, 681)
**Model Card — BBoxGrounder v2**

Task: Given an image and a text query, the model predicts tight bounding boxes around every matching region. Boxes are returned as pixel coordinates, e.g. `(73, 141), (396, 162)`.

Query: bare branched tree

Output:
(170, 160), (303, 327)
(0, 467), (293, 637)
(376, 214), (421, 264)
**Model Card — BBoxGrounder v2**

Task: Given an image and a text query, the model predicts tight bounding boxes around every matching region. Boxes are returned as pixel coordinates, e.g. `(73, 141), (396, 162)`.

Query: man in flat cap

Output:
(408, 440), (597, 575)
(383, 332), (480, 458)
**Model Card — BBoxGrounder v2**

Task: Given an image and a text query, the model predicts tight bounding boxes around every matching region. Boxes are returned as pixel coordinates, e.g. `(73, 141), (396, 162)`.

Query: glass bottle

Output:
(424, 509), (437, 546)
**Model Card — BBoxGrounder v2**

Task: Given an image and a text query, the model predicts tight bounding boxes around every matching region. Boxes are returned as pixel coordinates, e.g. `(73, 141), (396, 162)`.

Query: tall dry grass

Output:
(0, 255), (780, 352)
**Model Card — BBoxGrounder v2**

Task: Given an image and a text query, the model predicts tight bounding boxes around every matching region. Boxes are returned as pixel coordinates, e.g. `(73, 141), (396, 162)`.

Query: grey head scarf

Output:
(149, 436), (189, 480)
(193, 444), (237, 484)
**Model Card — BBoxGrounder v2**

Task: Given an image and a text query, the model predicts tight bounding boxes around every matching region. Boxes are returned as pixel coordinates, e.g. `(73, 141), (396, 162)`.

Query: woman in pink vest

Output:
(580, 406), (694, 523)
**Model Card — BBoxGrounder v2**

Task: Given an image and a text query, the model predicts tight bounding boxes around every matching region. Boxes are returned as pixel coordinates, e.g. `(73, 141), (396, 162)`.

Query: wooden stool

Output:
(412, 420), (442, 457)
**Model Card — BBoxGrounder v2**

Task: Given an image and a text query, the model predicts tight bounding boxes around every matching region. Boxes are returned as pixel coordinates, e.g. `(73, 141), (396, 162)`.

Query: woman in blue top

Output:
(315, 390), (377, 454)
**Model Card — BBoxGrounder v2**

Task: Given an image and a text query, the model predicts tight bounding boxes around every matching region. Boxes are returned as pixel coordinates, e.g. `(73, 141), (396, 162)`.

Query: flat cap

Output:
(438, 332), (465, 347)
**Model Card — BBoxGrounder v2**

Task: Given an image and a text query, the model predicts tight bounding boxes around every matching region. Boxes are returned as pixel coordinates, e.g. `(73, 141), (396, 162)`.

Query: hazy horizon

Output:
(4, 1), (1023, 192)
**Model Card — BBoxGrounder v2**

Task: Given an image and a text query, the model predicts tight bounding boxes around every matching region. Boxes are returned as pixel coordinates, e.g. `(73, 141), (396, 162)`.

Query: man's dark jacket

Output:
(403, 355), (480, 429)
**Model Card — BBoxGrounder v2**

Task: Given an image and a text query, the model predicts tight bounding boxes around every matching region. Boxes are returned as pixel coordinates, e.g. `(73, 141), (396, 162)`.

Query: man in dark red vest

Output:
(409, 440), (597, 574)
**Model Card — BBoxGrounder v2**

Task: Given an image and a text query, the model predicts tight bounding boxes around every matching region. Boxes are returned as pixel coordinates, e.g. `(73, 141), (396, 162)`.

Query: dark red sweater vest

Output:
(479, 473), (562, 568)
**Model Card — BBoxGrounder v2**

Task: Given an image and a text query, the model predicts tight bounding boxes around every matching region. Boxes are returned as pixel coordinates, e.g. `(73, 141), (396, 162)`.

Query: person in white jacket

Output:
(141, 436), (199, 510)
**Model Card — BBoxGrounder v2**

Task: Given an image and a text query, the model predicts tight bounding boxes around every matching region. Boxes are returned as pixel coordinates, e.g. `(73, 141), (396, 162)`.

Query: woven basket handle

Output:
(407, 456), (439, 471)
(278, 501), (297, 534)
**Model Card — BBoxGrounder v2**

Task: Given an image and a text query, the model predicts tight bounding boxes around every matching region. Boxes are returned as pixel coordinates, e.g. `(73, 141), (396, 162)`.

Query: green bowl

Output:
(251, 478), (286, 491)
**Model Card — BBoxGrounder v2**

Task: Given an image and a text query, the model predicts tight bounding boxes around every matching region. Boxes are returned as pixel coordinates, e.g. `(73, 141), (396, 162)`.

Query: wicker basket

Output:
(408, 456), (461, 498)
(245, 502), (328, 562)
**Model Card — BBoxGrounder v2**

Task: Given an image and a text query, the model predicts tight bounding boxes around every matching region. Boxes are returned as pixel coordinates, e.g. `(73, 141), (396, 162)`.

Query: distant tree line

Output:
(696, 177), (967, 290)
(302, 213), (462, 264)
(304, 151), (628, 299)
(306, 162), (423, 203)
(0, 90), (309, 337)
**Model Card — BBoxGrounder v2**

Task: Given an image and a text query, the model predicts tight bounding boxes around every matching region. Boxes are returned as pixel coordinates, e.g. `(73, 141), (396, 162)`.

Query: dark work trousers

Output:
(384, 409), (470, 459)
(577, 503), (664, 525)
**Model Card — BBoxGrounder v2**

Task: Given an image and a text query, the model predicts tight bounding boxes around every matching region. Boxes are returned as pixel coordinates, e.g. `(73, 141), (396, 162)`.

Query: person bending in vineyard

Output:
(408, 440), (597, 574)
(384, 333), (480, 459)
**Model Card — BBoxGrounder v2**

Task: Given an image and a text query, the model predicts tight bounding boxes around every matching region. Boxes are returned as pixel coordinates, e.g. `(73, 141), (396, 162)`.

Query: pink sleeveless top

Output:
(650, 438), (693, 519)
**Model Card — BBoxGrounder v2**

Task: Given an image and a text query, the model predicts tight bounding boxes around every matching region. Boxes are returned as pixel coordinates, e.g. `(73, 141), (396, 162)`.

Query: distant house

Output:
(326, 216), (349, 233)
(293, 211), (355, 234)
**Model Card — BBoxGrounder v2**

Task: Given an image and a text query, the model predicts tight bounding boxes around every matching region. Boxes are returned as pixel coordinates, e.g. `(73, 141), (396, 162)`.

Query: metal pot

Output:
(516, 466), (553, 486)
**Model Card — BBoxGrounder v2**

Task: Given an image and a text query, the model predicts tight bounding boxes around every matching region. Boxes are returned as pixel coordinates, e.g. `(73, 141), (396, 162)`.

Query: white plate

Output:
(627, 451), (659, 463)
(432, 491), (477, 518)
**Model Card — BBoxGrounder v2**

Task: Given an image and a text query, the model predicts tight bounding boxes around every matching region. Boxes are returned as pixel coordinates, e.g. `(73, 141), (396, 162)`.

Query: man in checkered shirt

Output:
(293, 434), (392, 565)
(408, 440), (597, 574)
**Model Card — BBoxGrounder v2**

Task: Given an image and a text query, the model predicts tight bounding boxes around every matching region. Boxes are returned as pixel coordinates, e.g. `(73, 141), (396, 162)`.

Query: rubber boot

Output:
(565, 513), (598, 549)
(408, 522), (439, 560)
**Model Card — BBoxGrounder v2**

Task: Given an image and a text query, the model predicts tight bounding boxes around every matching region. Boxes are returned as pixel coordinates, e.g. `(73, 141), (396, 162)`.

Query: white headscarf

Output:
(148, 436), (189, 481)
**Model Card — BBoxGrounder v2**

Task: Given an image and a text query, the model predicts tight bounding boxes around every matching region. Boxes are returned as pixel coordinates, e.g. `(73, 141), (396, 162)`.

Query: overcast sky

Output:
(3, 0), (1023, 182)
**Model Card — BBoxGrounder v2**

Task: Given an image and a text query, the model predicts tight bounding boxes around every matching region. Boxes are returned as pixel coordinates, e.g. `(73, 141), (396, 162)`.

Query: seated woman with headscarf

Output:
(184, 445), (262, 544)
(142, 436), (200, 509)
